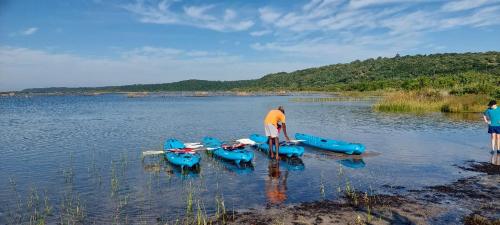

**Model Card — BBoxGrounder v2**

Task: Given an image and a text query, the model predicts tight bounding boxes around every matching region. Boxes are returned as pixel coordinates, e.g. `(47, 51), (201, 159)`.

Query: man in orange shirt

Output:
(264, 106), (290, 159)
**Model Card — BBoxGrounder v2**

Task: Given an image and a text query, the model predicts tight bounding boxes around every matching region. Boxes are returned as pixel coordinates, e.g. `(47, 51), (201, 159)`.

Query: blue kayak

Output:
(202, 137), (253, 164)
(164, 139), (201, 168)
(295, 133), (365, 155)
(249, 134), (304, 157)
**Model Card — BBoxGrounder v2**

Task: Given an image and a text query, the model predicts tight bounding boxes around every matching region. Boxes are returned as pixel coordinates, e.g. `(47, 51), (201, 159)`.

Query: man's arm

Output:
(282, 123), (290, 142)
(483, 114), (491, 124)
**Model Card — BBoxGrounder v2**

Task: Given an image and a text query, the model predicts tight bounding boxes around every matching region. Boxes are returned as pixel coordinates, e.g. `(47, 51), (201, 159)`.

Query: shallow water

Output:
(0, 94), (491, 223)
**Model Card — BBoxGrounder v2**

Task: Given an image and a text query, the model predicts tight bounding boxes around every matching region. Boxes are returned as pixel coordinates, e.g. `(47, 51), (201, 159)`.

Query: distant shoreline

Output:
(9, 52), (499, 97)
(1, 90), (314, 97)
(2, 90), (492, 114)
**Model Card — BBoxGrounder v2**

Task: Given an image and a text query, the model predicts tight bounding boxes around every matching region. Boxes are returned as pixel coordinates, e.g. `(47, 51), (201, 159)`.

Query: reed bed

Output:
(126, 92), (148, 98)
(373, 90), (489, 113)
(290, 96), (378, 102)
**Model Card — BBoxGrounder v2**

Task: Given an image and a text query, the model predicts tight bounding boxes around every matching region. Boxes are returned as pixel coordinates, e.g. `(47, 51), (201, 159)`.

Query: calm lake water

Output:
(0, 94), (490, 224)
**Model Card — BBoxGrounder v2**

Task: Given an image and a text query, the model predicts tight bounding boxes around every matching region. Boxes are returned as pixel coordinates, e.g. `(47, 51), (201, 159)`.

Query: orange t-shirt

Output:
(264, 109), (286, 126)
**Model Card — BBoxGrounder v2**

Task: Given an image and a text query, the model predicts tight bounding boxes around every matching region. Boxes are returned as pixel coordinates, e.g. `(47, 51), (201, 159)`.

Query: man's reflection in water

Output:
(491, 152), (500, 166)
(265, 160), (288, 205)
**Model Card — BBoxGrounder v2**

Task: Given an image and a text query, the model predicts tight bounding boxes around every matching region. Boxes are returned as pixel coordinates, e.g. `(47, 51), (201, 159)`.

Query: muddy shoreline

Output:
(209, 161), (499, 225)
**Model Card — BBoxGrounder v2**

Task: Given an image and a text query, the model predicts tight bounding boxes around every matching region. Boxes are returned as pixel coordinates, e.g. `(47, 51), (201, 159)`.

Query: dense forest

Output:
(22, 52), (500, 97)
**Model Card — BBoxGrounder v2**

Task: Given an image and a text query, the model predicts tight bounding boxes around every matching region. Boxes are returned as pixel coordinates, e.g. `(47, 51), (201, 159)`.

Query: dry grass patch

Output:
(373, 90), (490, 113)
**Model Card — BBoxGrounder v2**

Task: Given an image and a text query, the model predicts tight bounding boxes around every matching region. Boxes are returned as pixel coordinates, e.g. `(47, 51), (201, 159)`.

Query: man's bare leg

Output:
(274, 137), (280, 160)
(268, 137), (274, 158)
(492, 134), (497, 152)
(496, 133), (500, 151)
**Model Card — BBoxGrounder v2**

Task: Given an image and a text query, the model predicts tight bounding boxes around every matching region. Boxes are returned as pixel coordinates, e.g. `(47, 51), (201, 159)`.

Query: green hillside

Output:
(22, 52), (500, 97)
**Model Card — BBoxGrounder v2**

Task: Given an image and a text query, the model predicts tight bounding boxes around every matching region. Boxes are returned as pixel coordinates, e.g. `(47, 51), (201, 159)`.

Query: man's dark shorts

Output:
(488, 126), (500, 134)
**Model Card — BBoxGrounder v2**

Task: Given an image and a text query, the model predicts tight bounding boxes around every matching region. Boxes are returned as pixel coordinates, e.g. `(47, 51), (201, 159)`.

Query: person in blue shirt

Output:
(483, 100), (500, 152)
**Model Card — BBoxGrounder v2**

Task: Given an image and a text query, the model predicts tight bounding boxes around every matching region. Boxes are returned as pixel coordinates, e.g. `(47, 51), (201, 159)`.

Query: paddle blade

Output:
(185, 142), (201, 146)
(142, 150), (165, 156)
(236, 138), (257, 145)
(185, 143), (204, 149)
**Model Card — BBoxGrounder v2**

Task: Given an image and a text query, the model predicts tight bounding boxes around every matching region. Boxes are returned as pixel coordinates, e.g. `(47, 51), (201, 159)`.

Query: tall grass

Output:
(373, 90), (490, 113)
(289, 96), (378, 102)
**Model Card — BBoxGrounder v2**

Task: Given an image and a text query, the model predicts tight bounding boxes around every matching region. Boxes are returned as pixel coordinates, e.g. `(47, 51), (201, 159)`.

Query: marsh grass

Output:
(186, 184), (194, 224)
(290, 96), (378, 102)
(214, 194), (227, 223)
(7, 163), (86, 225)
(334, 165), (395, 224)
(111, 161), (119, 197)
(319, 171), (325, 199)
(373, 90), (489, 113)
(59, 191), (86, 224)
(7, 180), (56, 225)
(464, 214), (500, 225)
(126, 92), (148, 98)
(6, 150), (141, 224)
(337, 90), (386, 97)
(110, 151), (135, 224)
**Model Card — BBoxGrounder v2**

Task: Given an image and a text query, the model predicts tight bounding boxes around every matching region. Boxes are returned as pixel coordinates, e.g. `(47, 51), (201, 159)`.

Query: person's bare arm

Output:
(282, 123), (290, 142)
(483, 115), (491, 124)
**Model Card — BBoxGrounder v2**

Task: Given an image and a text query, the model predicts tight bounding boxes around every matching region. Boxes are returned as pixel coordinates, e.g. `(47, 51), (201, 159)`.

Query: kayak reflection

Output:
(142, 157), (200, 179)
(338, 158), (366, 169)
(168, 165), (200, 178)
(205, 149), (255, 175)
(280, 157), (305, 171)
(219, 160), (254, 175)
(265, 160), (288, 205)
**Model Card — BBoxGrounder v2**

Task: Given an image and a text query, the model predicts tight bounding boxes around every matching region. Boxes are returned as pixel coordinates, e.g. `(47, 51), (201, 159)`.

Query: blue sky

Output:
(1, 0), (499, 91)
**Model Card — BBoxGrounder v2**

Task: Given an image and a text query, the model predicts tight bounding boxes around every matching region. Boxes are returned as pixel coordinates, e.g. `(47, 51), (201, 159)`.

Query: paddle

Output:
(236, 138), (305, 146)
(142, 148), (219, 156)
(184, 143), (203, 148)
(143, 140), (250, 157)
(236, 138), (257, 145)
(142, 143), (208, 157)
(143, 138), (303, 156)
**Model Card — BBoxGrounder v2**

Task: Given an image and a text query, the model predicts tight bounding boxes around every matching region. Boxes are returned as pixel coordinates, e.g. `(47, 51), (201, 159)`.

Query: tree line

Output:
(22, 51), (500, 97)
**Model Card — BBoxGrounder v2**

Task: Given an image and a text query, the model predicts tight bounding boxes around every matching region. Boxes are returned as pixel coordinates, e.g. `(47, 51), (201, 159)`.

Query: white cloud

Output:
(441, 0), (496, 12)
(119, 0), (500, 63)
(251, 32), (418, 63)
(184, 5), (216, 20)
(224, 9), (237, 21)
(258, 7), (282, 24)
(250, 0), (500, 60)
(21, 27), (38, 36)
(440, 5), (500, 28)
(348, 0), (420, 9)
(250, 30), (272, 36)
(123, 0), (253, 32)
(0, 46), (314, 91)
